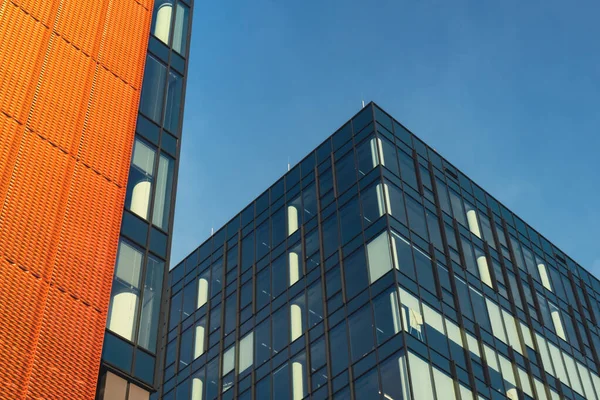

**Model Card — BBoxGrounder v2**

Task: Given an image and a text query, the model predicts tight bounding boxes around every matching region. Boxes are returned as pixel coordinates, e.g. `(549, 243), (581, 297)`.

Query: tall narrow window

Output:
(152, 154), (174, 230)
(151, 0), (173, 45)
(164, 72), (183, 134)
(137, 255), (165, 352)
(139, 55), (167, 123)
(172, 2), (190, 55)
(239, 332), (254, 374)
(366, 232), (393, 283)
(549, 302), (567, 341)
(125, 139), (155, 220)
(408, 352), (435, 399)
(107, 241), (143, 341)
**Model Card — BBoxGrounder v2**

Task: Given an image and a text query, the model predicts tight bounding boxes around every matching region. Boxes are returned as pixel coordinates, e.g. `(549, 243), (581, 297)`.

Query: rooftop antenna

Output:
(211, 225), (214, 236)
(361, 93), (365, 109)
(287, 157), (291, 171)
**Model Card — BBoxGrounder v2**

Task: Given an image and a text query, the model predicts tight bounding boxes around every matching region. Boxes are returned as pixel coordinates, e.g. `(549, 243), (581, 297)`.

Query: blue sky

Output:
(171, 0), (600, 275)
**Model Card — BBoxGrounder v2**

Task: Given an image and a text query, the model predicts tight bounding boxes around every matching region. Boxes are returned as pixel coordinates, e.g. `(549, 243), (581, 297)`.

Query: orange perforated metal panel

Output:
(0, 0), (153, 398)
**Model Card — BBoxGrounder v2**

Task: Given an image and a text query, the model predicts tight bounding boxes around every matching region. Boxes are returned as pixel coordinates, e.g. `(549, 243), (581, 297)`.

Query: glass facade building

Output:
(97, 0), (194, 399)
(164, 103), (600, 400)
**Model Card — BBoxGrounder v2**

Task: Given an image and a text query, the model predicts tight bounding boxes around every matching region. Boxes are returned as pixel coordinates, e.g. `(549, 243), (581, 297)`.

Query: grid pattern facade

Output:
(164, 103), (600, 400)
(97, 0), (194, 397)
(0, 0), (152, 398)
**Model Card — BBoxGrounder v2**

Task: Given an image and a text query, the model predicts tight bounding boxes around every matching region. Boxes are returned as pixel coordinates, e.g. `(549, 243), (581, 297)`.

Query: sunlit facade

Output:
(163, 103), (600, 400)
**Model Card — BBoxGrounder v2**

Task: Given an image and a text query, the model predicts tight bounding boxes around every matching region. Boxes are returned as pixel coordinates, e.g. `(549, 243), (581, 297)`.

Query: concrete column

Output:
(290, 304), (303, 342)
(477, 255), (493, 288)
(289, 252), (300, 287)
(287, 205), (299, 236)
(131, 181), (151, 219)
(466, 209), (481, 238)
(197, 278), (208, 309)
(292, 361), (305, 400)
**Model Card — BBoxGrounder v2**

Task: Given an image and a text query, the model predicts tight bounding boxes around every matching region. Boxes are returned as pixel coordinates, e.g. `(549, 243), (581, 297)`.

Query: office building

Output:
(0, 0), (192, 399)
(164, 103), (600, 400)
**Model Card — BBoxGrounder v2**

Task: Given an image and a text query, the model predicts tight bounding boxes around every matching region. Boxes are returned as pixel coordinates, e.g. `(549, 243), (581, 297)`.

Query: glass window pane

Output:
(408, 352), (434, 399)
(137, 255), (164, 352)
(151, 0), (173, 45)
(125, 139), (155, 220)
(222, 346), (235, 376)
(255, 320), (270, 366)
(152, 153), (174, 230)
(108, 241), (143, 341)
(354, 368), (380, 400)
(432, 367), (457, 400)
(367, 232), (393, 284)
(329, 322), (349, 376)
(348, 305), (375, 362)
(398, 150), (418, 189)
(139, 55), (167, 123)
(164, 71), (182, 134)
(373, 287), (401, 344)
(405, 196), (428, 240)
(343, 248), (369, 299)
(239, 331), (254, 374)
(172, 2), (189, 54)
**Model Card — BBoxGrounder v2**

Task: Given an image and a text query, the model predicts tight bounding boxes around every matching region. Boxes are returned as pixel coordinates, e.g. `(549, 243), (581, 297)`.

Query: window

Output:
(354, 368), (379, 400)
(398, 150), (418, 189)
(139, 55), (166, 123)
(152, 153), (174, 230)
(367, 231), (394, 284)
(164, 72), (183, 134)
(107, 241), (143, 341)
(239, 332), (253, 374)
(329, 322), (349, 376)
(408, 352), (435, 399)
(373, 287), (401, 344)
(348, 305), (375, 362)
(172, 2), (189, 54)
(343, 248), (369, 299)
(125, 139), (155, 220)
(137, 255), (164, 352)
(549, 302), (567, 341)
(405, 196), (428, 240)
(380, 352), (411, 400)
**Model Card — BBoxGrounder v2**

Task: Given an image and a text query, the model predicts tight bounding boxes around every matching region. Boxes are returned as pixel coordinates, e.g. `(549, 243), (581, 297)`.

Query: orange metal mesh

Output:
(0, 0), (153, 398)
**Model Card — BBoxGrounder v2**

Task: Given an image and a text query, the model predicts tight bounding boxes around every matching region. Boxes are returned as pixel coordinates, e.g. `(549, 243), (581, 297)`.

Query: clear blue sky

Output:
(171, 0), (600, 276)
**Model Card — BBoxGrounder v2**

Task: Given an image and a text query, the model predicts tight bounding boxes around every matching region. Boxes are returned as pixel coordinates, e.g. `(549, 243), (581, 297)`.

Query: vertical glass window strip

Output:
(152, 153), (174, 230)
(361, 183), (387, 226)
(498, 354), (517, 399)
(238, 331), (253, 374)
(329, 321), (349, 376)
(354, 367), (379, 400)
(107, 241), (143, 341)
(290, 294), (305, 343)
(380, 352), (412, 400)
(197, 270), (209, 309)
(432, 367), (457, 400)
(125, 139), (155, 220)
(193, 318), (206, 359)
(408, 352), (435, 399)
(172, 2), (190, 55)
(548, 302), (567, 341)
(139, 55), (167, 123)
(517, 367), (533, 398)
(449, 190), (466, 226)
(398, 287), (423, 341)
(151, 0), (173, 45)
(576, 362), (598, 400)
(547, 340), (569, 384)
(474, 247), (493, 288)
(373, 287), (401, 344)
(536, 256), (553, 292)
(398, 151), (418, 190)
(485, 298), (507, 344)
(348, 305), (375, 362)
(563, 353), (584, 396)
(366, 232), (393, 284)
(356, 137), (379, 176)
(137, 255), (164, 352)
(534, 378), (548, 400)
(387, 183), (408, 225)
(164, 71), (183, 134)
(464, 203), (481, 238)
(405, 196), (428, 240)
(379, 137), (399, 176)
(501, 310), (522, 354)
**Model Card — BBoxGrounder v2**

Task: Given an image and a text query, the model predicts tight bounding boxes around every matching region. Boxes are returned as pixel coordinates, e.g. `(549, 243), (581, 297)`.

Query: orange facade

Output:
(0, 0), (153, 398)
